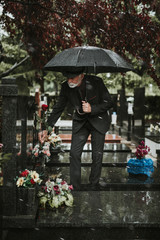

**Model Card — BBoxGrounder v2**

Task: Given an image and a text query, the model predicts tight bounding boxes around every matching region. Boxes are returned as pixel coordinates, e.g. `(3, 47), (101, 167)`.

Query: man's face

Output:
(67, 74), (83, 88)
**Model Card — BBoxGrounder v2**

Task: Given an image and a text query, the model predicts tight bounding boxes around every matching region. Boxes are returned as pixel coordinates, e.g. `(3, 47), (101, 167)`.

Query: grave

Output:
(1, 80), (160, 239)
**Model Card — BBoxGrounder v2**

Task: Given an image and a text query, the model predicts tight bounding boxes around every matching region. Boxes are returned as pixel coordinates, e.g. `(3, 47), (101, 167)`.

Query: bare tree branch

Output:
(0, 55), (30, 79)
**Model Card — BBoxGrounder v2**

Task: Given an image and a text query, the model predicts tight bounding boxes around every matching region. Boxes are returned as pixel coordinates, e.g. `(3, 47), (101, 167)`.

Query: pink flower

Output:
(34, 152), (39, 157)
(43, 150), (51, 156)
(135, 141), (150, 159)
(69, 185), (73, 190)
(61, 181), (66, 185)
(47, 152), (51, 157)
(54, 185), (59, 191)
(55, 190), (60, 195)
(0, 143), (3, 149)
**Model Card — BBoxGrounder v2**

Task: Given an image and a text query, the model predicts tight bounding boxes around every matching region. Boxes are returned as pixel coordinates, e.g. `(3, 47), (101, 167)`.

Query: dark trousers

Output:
(70, 121), (105, 189)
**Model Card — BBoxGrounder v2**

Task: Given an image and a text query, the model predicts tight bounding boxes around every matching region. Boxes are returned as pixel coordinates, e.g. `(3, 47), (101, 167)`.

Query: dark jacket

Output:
(48, 75), (113, 134)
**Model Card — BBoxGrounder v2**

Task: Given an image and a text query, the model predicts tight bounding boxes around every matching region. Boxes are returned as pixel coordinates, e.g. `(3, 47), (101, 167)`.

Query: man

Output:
(47, 71), (113, 190)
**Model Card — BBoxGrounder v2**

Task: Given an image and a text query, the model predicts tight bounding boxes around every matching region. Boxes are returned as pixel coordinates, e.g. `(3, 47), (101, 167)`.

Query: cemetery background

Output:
(0, 1), (160, 240)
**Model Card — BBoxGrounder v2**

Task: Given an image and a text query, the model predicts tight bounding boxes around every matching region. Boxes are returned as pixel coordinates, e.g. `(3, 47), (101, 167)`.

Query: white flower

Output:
(46, 180), (54, 192)
(48, 133), (62, 144)
(16, 177), (24, 187)
(56, 178), (62, 184)
(155, 125), (159, 131)
(61, 184), (69, 191)
(30, 171), (40, 182)
(149, 124), (154, 132)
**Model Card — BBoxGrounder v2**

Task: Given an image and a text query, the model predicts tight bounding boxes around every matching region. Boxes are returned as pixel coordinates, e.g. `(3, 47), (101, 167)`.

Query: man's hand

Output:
(38, 130), (48, 144)
(82, 101), (91, 113)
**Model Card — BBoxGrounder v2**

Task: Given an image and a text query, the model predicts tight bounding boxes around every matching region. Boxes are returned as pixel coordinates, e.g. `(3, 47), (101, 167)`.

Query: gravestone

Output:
(134, 87), (145, 122)
(117, 89), (127, 126)
(133, 87), (145, 138)
(0, 78), (18, 216)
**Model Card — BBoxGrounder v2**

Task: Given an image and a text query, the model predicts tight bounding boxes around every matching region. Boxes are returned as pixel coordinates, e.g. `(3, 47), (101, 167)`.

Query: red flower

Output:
(55, 190), (60, 195)
(42, 104), (48, 111)
(30, 179), (35, 184)
(20, 170), (29, 177)
(54, 185), (59, 191)
(135, 141), (150, 159)
(61, 181), (66, 185)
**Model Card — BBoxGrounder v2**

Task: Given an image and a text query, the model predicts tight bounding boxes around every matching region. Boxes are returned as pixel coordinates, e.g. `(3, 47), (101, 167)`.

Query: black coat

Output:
(48, 75), (113, 134)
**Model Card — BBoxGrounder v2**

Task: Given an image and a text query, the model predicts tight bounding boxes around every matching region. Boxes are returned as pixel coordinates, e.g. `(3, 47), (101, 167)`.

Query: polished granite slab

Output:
(45, 163), (160, 191)
(37, 190), (160, 228)
(47, 151), (132, 166)
(61, 143), (131, 152)
(146, 136), (160, 143)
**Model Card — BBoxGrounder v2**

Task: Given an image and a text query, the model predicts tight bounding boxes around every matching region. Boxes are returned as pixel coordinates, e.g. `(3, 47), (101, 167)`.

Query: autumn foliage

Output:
(1, 0), (160, 86)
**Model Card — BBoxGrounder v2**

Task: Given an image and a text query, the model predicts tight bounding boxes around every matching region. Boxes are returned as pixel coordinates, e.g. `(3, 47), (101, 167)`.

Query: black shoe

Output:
(89, 179), (107, 190)
(99, 179), (107, 187)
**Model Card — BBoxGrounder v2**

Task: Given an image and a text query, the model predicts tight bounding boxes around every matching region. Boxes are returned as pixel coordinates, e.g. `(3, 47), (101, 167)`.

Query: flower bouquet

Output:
(48, 132), (62, 152)
(135, 140), (150, 159)
(48, 132), (62, 148)
(15, 169), (43, 215)
(38, 177), (74, 209)
(16, 169), (42, 188)
(32, 142), (51, 159)
(127, 141), (154, 177)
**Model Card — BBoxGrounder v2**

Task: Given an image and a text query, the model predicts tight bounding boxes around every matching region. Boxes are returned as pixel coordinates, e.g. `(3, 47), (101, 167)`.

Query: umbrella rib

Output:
(76, 49), (82, 67)
(101, 49), (116, 67)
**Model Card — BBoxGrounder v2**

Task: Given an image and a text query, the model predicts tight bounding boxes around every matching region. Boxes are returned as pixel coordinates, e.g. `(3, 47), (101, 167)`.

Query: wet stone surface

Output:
(45, 142), (160, 191)
(37, 190), (160, 228)
(61, 143), (131, 152)
(45, 164), (160, 191)
(49, 151), (131, 164)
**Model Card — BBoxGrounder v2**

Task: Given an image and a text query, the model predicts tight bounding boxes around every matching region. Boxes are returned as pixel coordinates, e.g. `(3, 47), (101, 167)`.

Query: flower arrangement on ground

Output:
(38, 177), (74, 209)
(16, 169), (42, 188)
(135, 140), (150, 159)
(127, 141), (154, 177)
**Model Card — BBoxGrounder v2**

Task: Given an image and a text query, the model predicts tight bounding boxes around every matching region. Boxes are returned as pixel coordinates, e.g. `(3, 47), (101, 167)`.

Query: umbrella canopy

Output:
(44, 46), (134, 74)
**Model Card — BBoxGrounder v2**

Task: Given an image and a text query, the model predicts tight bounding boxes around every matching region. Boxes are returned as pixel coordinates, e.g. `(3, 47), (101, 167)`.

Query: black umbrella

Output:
(44, 46), (134, 74)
